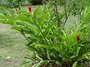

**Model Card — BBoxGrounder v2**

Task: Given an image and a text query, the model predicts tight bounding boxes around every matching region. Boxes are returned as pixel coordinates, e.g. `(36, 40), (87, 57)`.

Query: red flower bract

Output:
(28, 6), (31, 12)
(76, 36), (80, 41)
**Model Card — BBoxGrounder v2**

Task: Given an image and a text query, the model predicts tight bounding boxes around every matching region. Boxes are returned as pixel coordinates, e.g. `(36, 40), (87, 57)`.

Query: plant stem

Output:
(63, 0), (68, 25)
(20, 27), (29, 41)
(54, 0), (60, 27)
(32, 17), (48, 45)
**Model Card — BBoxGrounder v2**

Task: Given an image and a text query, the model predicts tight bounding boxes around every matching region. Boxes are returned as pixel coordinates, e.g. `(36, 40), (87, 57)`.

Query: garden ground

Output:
(0, 23), (28, 67)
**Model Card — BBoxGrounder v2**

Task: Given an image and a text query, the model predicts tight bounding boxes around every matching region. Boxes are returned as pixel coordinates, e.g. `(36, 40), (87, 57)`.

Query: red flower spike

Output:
(28, 6), (31, 12)
(76, 36), (80, 41)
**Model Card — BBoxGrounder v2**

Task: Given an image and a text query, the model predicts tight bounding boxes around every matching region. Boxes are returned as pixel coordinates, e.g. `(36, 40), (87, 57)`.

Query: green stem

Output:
(32, 17), (48, 45)
(54, 0), (61, 27)
(20, 27), (29, 41)
(63, 0), (68, 25)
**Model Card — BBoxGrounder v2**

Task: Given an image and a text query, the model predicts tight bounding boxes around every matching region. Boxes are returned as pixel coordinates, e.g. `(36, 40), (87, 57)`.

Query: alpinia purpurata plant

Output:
(0, 1), (90, 67)
(28, 6), (32, 12)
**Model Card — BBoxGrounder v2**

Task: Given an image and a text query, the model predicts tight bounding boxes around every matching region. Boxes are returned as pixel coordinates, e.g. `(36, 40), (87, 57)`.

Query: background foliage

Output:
(0, 0), (26, 7)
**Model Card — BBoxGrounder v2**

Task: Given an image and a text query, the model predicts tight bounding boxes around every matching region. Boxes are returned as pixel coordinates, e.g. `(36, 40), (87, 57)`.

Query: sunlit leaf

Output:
(72, 61), (78, 67)
(5, 56), (11, 59)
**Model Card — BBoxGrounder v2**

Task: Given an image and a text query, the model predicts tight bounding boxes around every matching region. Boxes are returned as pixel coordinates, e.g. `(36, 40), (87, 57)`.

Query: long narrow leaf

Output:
(38, 11), (48, 27)
(33, 6), (42, 19)
(72, 61), (78, 67)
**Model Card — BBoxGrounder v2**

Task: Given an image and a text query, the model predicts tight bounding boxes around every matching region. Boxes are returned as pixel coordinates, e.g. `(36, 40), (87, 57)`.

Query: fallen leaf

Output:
(5, 56), (11, 59)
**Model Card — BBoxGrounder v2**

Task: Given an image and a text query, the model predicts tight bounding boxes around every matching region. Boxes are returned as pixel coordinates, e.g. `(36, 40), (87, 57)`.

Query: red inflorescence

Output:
(28, 6), (31, 12)
(76, 36), (80, 41)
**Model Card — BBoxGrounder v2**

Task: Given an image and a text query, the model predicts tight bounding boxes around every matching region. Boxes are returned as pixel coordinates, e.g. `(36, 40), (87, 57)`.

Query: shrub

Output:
(0, 1), (90, 67)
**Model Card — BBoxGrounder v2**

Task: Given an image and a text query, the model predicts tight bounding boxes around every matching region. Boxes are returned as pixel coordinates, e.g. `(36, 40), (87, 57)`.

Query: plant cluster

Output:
(0, 0), (90, 67)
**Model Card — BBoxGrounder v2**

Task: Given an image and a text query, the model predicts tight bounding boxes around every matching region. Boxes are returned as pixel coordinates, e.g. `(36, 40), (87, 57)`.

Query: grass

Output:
(0, 23), (28, 67)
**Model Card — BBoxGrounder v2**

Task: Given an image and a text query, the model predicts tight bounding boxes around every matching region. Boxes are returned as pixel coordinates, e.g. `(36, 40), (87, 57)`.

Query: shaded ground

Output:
(0, 23), (28, 67)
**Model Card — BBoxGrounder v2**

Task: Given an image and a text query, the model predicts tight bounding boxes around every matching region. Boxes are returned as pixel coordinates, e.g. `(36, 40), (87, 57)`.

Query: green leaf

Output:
(80, 6), (90, 26)
(72, 61), (78, 67)
(5, 10), (12, 17)
(32, 64), (37, 67)
(24, 21), (38, 34)
(38, 11), (48, 27)
(5, 18), (15, 25)
(35, 60), (49, 67)
(56, 61), (62, 67)
(11, 26), (21, 31)
(84, 54), (88, 59)
(0, 13), (6, 19)
(53, 45), (62, 52)
(44, 21), (56, 34)
(16, 16), (35, 25)
(33, 6), (42, 19)
(16, 20), (39, 34)
(32, 44), (49, 49)
(20, 61), (30, 66)
(36, 54), (43, 60)
(61, 30), (67, 38)
(76, 47), (81, 56)
(82, 53), (90, 59)
(75, 21), (79, 27)
(27, 46), (37, 52)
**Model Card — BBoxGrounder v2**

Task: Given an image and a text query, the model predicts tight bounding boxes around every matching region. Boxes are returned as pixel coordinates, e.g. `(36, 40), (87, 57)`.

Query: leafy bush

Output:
(0, 0), (26, 8)
(0, 1), (90, 67)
